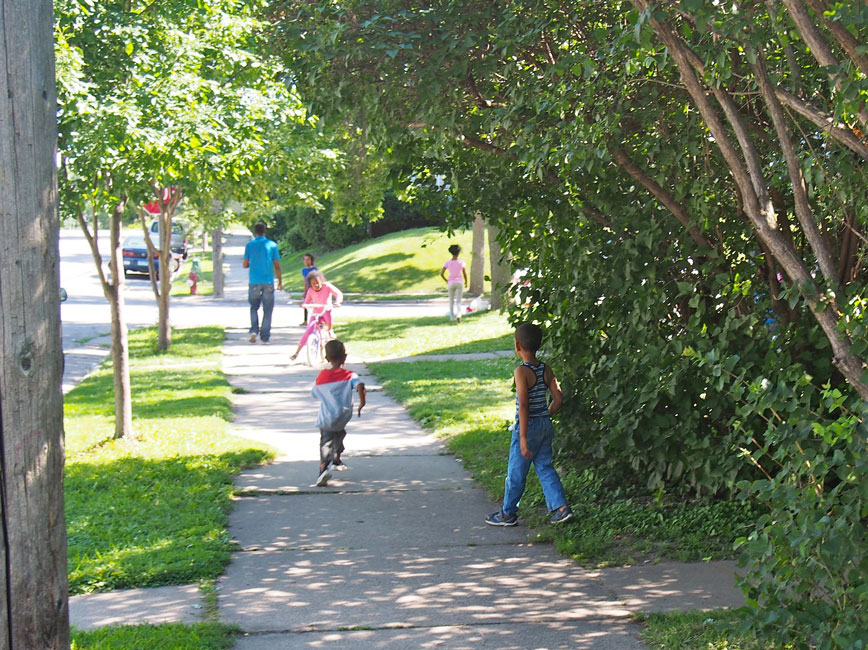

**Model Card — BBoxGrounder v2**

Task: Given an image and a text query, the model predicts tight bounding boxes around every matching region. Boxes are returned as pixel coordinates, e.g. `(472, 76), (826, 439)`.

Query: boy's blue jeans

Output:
(502, 415), (568, 515)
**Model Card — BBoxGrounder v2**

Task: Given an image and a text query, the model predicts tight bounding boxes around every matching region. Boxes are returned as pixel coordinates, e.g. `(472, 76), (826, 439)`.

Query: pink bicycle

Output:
(300, 302), (336, 366)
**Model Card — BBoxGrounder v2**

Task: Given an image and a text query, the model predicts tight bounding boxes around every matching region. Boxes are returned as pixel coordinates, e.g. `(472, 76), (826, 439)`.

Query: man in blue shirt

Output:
(243, 222), (283, 343)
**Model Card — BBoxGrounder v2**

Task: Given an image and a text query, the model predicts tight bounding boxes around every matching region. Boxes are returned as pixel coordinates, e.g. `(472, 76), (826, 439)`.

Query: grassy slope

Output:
(280, 227), (477, 295)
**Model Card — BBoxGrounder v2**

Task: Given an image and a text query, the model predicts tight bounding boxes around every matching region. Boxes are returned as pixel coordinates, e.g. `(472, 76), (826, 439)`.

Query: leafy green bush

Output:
(727, 375), (868, 649)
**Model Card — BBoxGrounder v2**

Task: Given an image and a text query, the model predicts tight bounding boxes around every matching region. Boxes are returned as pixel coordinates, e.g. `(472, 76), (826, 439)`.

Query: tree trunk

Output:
(107, 204), (133, 440)
(487, 223), (512, 310)
(0, 1), (70, 647)
(212, 224), (224, 299)
(157, 200), (173, 351)
(77, 198), (134, 440)
(469, 212), (485, 296)
(140, 186), (181, 352)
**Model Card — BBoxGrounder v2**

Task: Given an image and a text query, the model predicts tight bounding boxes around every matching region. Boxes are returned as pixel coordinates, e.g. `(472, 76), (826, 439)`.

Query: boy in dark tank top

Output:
(486, 323), (573, 527)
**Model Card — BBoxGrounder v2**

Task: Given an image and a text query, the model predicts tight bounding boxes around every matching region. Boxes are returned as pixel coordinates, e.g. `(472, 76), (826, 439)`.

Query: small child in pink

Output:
(291, 270), (343, 361)
(440, 244), (468, 322)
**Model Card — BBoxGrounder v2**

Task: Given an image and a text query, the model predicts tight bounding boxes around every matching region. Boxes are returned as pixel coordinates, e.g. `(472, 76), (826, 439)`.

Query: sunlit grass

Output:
(64, 326), (274, 594)
(339, 310), (514, 359)
(280, 227), (480, 295)
(71, 622), (238, 650)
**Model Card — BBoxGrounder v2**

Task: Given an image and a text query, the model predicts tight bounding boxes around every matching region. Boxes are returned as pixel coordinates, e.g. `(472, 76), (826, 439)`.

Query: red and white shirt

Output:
(311, 367), (362, 432)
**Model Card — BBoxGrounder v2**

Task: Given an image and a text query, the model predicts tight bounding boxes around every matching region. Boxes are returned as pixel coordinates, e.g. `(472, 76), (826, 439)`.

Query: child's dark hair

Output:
(515, 323), (543, 352)
(325, 339), (346, 362)
(303, 252), (315, 263)
(448, 244), (461, 256)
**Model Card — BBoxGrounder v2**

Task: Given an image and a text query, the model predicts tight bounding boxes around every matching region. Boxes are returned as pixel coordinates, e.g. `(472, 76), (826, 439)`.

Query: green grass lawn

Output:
(280, 227), (479, 295)
(71, 623), (238, 650)
(64, 327), (274, 594)
(339, 310), (514, 359)
(639, 610), (784, 649)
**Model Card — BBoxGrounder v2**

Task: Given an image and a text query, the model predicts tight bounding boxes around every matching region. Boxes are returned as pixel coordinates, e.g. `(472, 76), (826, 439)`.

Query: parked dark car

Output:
(149, 220), (189, 259)
(122, 235), (180, 279)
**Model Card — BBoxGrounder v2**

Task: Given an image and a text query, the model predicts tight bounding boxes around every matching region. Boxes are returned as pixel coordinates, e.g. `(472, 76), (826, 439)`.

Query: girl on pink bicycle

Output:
(290, 270), (343, 361)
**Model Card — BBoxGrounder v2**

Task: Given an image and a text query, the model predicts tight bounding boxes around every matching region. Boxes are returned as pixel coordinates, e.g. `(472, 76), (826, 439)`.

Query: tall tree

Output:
(0, 1), (69, 647)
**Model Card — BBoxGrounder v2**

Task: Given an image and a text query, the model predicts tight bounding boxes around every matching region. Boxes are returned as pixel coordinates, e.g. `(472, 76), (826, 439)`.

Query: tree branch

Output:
(801, 0), (868, 77)
(781, 0), (868, 128)
(609, 144), (716, 251)
(754, 54), (839, 290)
(775, 87), (868, 161)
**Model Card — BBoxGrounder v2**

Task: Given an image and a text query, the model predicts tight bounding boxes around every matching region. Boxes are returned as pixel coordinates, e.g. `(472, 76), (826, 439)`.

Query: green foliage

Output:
(272, 202), (367, 252)
(727, 380), (868, 649)
(269, 190), (443, 254)
(64, 327), (274, 593)
(71, 623), (238, 650)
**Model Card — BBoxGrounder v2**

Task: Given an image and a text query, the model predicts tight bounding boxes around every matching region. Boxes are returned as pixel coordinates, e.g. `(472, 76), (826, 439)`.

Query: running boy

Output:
(486, 323), (573, 526)
(310, 340), (366, 487)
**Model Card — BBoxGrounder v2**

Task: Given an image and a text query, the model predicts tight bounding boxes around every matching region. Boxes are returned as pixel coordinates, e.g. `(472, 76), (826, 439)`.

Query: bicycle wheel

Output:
(316, 332), (328, 364)
(305, 328), (320, 366)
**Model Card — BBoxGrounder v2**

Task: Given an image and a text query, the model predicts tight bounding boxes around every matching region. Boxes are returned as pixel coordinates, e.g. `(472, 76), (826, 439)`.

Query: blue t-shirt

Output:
(244, 236), (280, 285)
(302, 265), (318, 289)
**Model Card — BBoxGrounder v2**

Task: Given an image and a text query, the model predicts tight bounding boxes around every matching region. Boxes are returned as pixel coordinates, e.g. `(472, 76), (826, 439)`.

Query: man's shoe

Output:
(248, 333), (257, 343)
(315, 470), (331, 487)
(486, 511), (518, 527)
(550, 506), (573, 524)
(261, 338), (270, 345)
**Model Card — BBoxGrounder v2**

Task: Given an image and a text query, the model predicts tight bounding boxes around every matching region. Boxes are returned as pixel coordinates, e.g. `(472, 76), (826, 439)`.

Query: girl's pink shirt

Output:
(303, 282), (343, 314)
(442, 259), (465, 283)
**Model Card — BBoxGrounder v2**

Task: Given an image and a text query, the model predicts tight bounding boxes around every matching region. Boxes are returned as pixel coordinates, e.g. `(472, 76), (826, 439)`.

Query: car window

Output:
(149, 220), (184, 234)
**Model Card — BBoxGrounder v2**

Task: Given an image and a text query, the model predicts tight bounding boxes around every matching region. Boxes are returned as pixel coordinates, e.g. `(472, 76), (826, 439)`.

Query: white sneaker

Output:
(315, 470), (331, 487)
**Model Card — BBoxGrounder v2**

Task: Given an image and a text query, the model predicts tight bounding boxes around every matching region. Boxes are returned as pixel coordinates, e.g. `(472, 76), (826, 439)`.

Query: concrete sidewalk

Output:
(68, 232), (745, 646)
(214, 329), (743, 649)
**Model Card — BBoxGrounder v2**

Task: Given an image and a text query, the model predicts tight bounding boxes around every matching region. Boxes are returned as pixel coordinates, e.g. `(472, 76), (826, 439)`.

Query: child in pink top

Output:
(291, 270), (343, 361)
(440, 244), (468, 322)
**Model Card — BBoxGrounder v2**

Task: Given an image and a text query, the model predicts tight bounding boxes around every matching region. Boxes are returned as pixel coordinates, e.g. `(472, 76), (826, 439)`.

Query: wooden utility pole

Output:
(0, 1), (70, 647)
